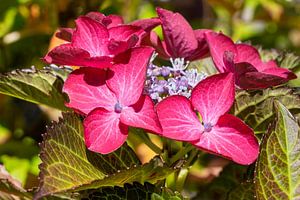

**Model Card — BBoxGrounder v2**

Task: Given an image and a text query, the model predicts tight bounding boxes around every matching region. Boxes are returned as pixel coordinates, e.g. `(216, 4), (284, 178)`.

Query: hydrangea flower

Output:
(62, 47), (161, 153)
(205, 31), (297, 89)
(156, 73), (259, 165)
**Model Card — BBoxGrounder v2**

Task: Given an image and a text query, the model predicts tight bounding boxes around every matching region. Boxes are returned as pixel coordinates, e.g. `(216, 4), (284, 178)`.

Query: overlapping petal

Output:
(43, 44), (112, 68)
(205, 32), (296, 89)
(130, 17), (161, 32)
(193, 114), (259, 165)
(63, 68), (117, 115)
(121, 95), (162, 134)
(72, 16), (110, 57)
(84, 108), (128, 154)
(205, 31), (237, 73)
(85, 12), (124, 28)
(156, 95), (203, 141)
(191, 73), (235, 125)
(107, 47), (154, 106)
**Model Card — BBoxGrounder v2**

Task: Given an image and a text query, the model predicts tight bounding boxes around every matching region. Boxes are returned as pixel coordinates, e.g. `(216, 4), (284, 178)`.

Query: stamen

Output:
(114, 102), (123, 113)
(170, 58), (190, 71)
(204, 123), (213, 132)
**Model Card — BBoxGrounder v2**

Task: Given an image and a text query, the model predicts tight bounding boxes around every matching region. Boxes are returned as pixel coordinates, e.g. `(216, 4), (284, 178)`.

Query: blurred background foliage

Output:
(0, 0), (300, 198)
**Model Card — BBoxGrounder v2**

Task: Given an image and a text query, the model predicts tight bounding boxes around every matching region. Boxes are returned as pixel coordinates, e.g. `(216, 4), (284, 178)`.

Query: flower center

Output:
(114, 102), (123, 113)
(204, 123), (213, 132)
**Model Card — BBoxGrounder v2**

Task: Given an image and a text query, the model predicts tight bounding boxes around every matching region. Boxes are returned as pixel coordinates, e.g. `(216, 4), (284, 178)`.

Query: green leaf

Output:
(0, 68), (68, 111)
(233, 87), (300, 134)
(0, 165), (32, 200)
(255, 101), (300, 199)
(227, 181), (255, 200)
(36, 113), (174, 199)
(78, 182), (183, 200)
(189, 57), (218, 76)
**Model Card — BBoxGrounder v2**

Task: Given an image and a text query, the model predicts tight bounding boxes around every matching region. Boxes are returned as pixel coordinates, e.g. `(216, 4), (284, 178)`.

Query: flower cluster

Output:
(44, 7), (296, 165)
(144, 58), (207, 102)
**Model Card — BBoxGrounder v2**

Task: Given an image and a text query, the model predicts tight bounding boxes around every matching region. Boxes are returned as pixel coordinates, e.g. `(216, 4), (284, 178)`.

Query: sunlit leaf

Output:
(0, 68), (68, 111)
(233, 87), (300, 134)
(255, 101), (300, 199)
(35, 113), (174, 199)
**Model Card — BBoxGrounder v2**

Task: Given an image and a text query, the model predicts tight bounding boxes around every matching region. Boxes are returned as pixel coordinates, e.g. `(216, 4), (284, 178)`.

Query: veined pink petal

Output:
(107, 47), (154, 106)
(63, 68), (117, 115)
(120, 95), (162, 134)
(193, 114), (259, 165)
(191, 73), (235, 125)
(156, 95), (203, 141)
(156, 7), (198, 58)
(84, 108), (128, 154)
(55, 28), (74, 42)
(72, 16), (109, 57)
(205, 31), (237, 73)
(44, 44), (112, 68)
(130, 17), (161, 32)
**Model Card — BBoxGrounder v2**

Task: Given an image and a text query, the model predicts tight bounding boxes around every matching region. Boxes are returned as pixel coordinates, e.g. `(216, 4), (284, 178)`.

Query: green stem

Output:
(176, 168), (189, 191)
(132, 128), (162, 154)
(170, 144), (194, 165)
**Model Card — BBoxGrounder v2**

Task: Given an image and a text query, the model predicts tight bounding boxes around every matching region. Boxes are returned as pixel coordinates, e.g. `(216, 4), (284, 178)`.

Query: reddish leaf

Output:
(107, 47), (154, 106)
(156, 95), (203, 141)
(156, 7), (198, 59)
(120, 95), (162, 134)
(63, 68), (117, 115)
(193, 114), (259, 165)
(238, 71), (295, 89)
(187, 29), (210, 60)
(191, 73), (235, 125)
(84, 108), (128, 154)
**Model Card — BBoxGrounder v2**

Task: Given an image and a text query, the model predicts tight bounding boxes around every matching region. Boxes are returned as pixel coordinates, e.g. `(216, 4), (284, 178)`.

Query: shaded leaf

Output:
(233, 87), (300, 134)
(195, 163), (249, 200)
(227, 181), (255, 200)
(0, 165), (31, 200)
(0, 68), (68, 111)
(255, 101), (300, 199)
(78, 182), (183, 200)
(35, 113), (174, 199)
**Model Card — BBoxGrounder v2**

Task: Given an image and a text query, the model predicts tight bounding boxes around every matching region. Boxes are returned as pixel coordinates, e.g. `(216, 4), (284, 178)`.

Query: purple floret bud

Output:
(161, 67), (171, 77)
